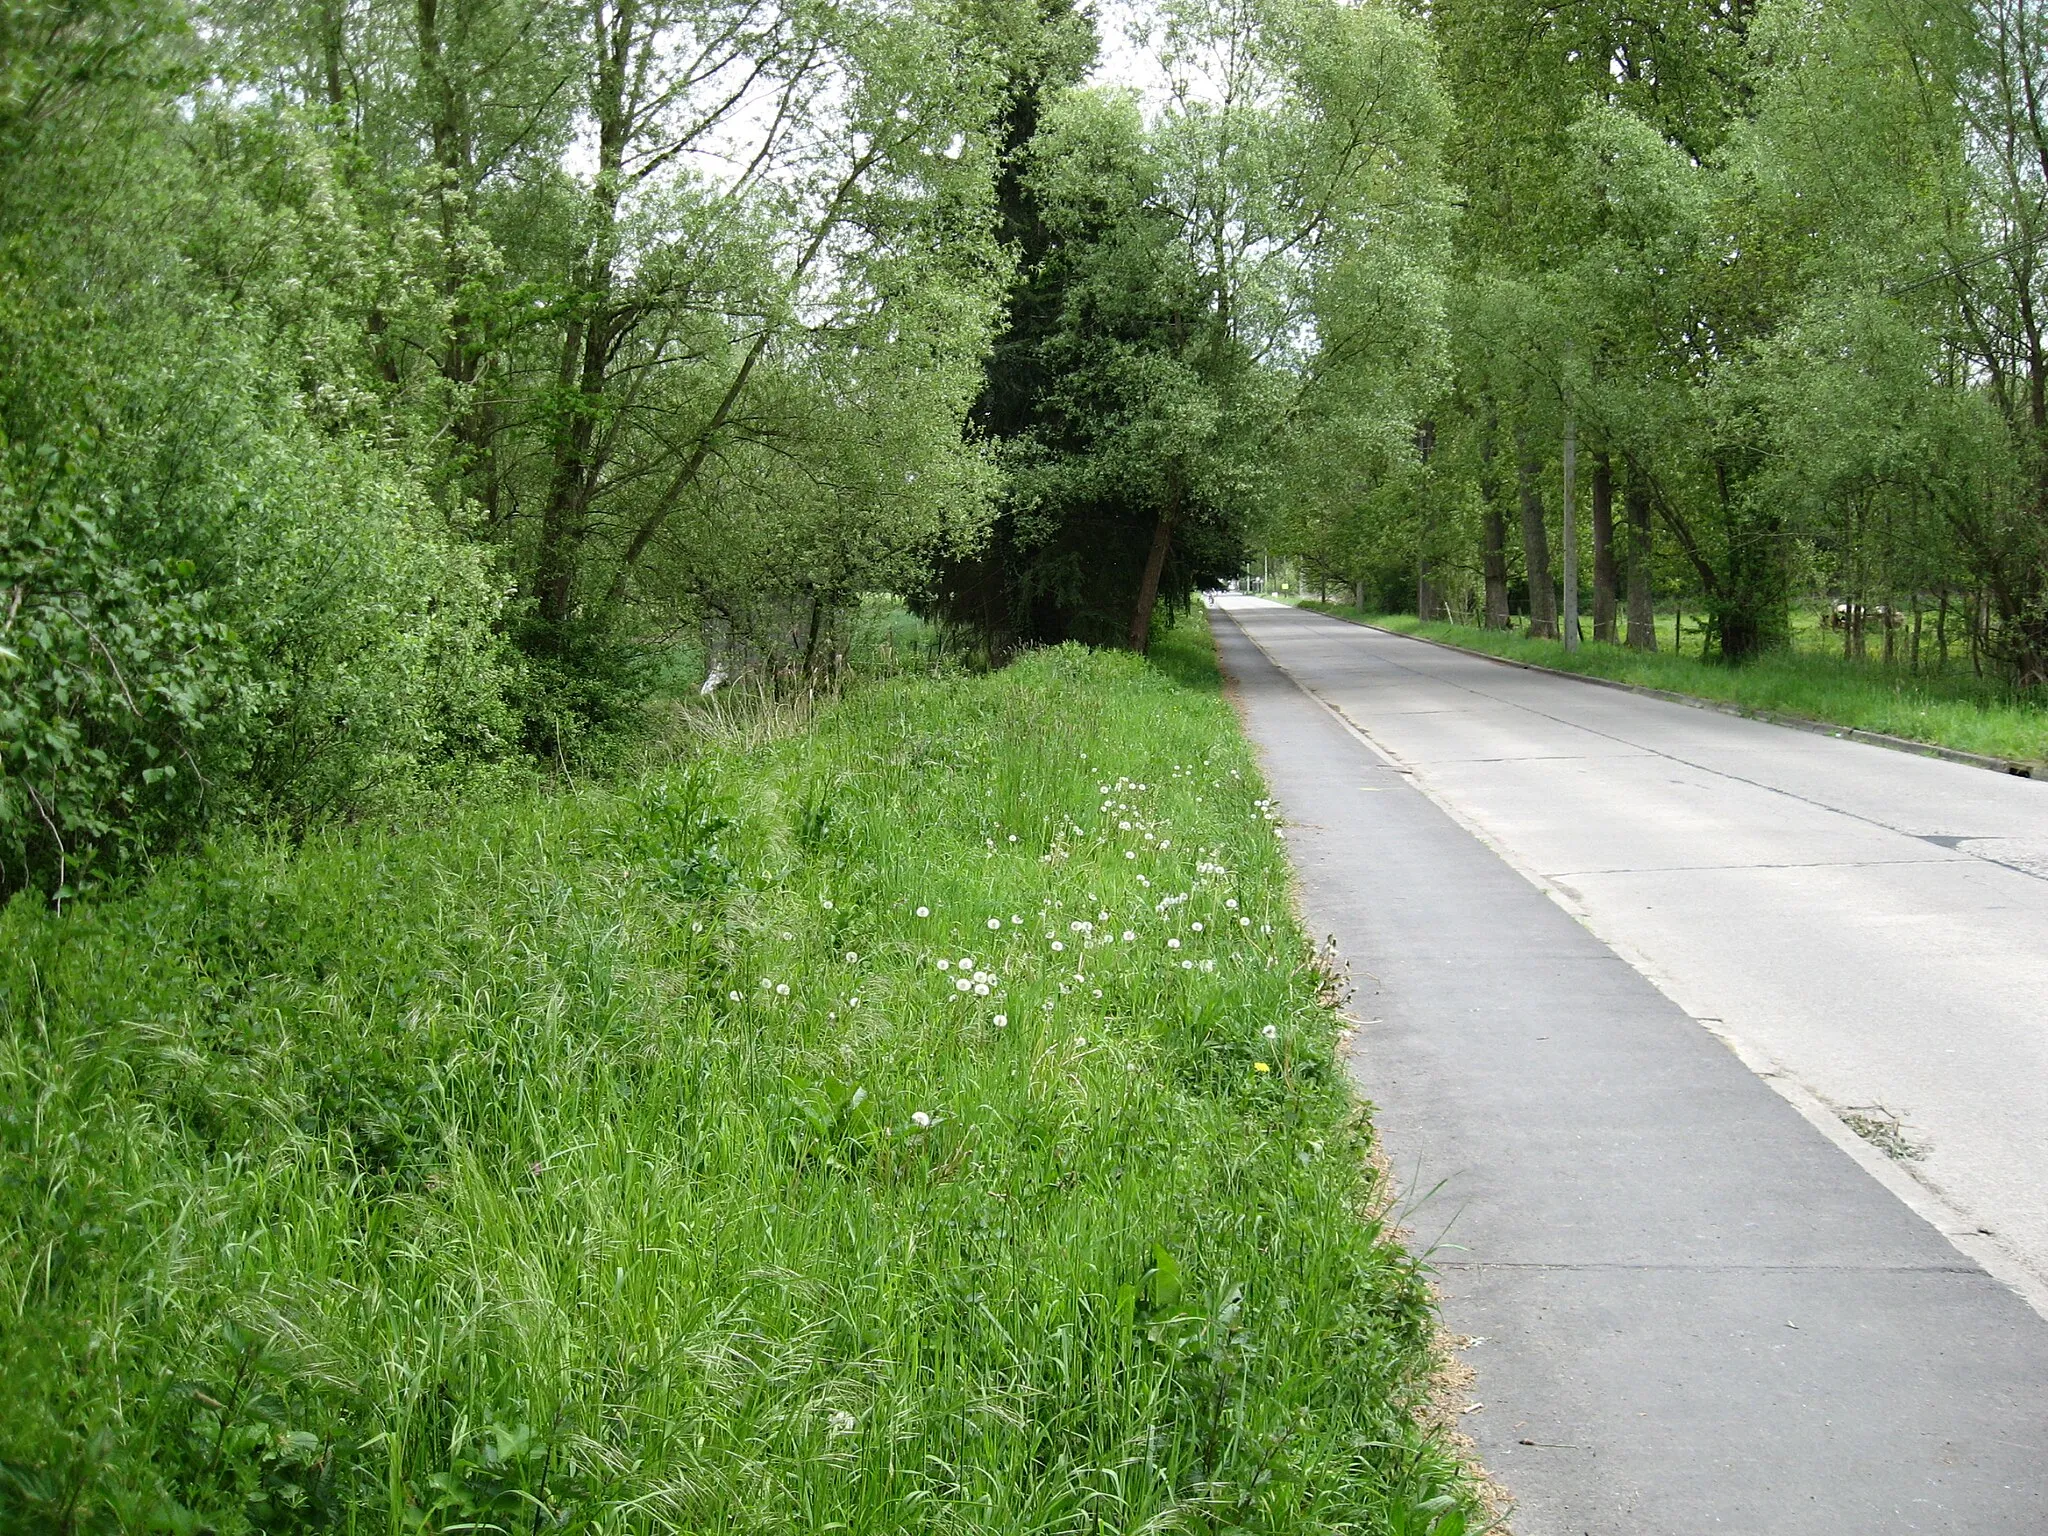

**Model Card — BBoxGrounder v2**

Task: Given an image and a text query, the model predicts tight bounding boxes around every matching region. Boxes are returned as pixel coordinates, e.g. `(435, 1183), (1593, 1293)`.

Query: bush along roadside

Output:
(0, 621), (1477, 1534)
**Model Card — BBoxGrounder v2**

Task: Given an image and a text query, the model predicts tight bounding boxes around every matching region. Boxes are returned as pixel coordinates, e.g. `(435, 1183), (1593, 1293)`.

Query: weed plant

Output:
(0, 622), (1473, 1533)
(1302, 604), (2048, 766)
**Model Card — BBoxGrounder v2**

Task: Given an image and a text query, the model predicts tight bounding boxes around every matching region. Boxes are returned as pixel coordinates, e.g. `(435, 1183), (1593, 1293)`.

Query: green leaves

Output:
(0, 460), (238, 899)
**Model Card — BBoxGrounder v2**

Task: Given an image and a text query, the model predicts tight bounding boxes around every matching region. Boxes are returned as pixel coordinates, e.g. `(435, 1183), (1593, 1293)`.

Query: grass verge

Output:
(1299, 602), (2048, 768)
(1, 620), (1476, 1534)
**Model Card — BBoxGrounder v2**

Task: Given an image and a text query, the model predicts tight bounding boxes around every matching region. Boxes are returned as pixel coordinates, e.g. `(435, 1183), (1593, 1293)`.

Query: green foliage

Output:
(0, 624), (1475, 1533)
(930, 0), (1452, 655)
(0, 2), (520, 898)
(0, 452), (237, 897)
(1300, 0), (2048, 679)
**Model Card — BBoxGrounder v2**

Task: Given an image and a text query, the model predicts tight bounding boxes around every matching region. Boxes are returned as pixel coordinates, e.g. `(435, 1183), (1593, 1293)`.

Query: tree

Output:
(930, 0), (1451, 653)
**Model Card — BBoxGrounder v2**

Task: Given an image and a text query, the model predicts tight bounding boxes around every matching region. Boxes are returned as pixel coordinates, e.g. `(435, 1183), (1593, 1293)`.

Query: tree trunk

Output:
(1591, 450), (1617, 643)
(1417, 556), (1442, 621)
(1624, 464), (1655, 650)
(1561, 410), (1579, 650)
(1516, 432), (1557, 639)
(1128, 504), (1176, 652)
(1480, 410), (1509, 628)
(535, 0), (633, 627)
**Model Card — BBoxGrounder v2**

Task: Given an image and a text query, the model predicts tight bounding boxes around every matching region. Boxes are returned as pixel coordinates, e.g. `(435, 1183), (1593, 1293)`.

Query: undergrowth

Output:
(0, 620), (1473, 1534)
(1300, 603), (2048, 766)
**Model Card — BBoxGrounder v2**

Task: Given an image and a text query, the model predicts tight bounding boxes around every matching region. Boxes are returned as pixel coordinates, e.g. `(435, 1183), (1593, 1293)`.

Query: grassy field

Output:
(1296, 603), (2048, 767)
(0, 621), (1475, 1534)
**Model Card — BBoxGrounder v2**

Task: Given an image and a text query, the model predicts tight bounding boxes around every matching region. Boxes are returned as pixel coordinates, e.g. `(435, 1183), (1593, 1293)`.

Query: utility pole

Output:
(1561, 405), (1579, 652)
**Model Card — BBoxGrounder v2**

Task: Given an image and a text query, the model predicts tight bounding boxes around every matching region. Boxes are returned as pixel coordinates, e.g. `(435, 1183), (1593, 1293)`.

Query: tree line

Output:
(1, 0), (1447, 899)
(1277, 0), (2048, 685)
(8, 0), (2046, 901)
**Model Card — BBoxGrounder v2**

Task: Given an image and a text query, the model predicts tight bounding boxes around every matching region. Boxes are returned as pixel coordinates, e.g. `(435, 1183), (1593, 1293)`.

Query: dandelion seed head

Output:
(1226, 898), (1239, 910)
(911, 1110), (931, 1129)
(1262, 1024), (1278, 1040)
(992, 1013), (1007, 1027)
(775, 983), (789, 996)
(988, 917), (1001, 930)
(728, 990), (742, 1002)
(955, 978), (971, 992)
(937, 958), (951, 970)
(1168, 938), (1181, 949)
(915, 906), (930, 918)
(1051, 940), (1065, 952)
(1191, 921), (1204, 932)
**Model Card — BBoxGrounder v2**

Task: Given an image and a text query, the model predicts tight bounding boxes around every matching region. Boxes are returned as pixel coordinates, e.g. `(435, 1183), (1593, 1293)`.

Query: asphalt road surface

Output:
(1210, 594), (2048, 1535)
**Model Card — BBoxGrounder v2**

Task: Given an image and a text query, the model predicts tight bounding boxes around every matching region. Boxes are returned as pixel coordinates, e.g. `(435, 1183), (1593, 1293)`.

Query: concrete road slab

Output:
(1216, 597), (2048, 1294)
(1208, 596), (2048, 1534)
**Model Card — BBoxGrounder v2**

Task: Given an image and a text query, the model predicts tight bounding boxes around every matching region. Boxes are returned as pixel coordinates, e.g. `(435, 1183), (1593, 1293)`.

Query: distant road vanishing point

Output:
(1211, 593), (2048, 1535)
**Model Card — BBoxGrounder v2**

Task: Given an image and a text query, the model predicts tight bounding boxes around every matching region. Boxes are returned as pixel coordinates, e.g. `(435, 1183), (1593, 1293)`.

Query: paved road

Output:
(1209, 595), (2048, 1535)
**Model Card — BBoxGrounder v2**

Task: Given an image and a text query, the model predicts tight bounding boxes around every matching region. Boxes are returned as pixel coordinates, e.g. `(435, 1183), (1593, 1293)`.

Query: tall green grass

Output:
(0, 622), (1473, 1534)
(1300, 604), (2048, 766)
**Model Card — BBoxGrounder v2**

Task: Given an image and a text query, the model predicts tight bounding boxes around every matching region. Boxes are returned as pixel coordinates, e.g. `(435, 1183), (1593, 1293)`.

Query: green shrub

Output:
(0, 310), (519, 900)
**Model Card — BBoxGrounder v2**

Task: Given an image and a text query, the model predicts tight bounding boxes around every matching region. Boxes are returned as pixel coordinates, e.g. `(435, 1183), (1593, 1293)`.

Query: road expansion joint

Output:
(1218, 602), (2048, 1327)
(1298, 602), (2045, 779)
(1259, 606), (2048, 886)
(1545, 856), (1965, 878)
